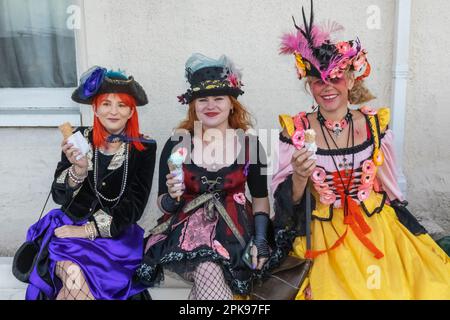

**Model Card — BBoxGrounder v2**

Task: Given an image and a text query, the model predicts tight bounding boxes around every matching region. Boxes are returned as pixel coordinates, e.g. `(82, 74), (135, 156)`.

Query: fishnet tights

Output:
(55, 261), (95, 300)
(187, 262), (233, 300)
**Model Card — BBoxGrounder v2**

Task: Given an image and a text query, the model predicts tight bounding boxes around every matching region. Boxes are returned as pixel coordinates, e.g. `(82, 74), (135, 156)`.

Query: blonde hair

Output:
(348, 79), (376, 105)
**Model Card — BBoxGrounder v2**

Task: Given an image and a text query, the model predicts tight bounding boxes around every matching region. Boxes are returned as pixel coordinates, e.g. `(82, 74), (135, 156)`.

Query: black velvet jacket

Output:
(51, 127), (157, 238)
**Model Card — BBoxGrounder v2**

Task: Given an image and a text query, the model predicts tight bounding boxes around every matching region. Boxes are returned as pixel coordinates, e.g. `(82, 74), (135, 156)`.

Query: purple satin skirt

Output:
(25, 209), (147, 300)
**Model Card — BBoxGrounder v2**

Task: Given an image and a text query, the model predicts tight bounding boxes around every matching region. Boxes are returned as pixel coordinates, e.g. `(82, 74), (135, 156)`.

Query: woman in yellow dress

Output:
(270, 0), (450, 300)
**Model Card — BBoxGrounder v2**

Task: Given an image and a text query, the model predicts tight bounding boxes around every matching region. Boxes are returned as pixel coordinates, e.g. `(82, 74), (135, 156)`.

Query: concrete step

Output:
(0, 257), (191, 300)
(0, 288), (190, 300)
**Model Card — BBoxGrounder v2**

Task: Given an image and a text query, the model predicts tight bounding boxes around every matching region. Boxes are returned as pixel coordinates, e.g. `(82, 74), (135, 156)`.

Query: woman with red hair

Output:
(20, 67), (157, 300)
(136, 54), (271, 300)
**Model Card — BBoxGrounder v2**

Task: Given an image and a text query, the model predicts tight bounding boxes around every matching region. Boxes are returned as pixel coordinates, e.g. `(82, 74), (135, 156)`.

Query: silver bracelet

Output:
(84, 222), (97, 241)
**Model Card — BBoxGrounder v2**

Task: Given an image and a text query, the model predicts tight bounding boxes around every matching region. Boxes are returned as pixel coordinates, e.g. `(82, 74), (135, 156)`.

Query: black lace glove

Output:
(254, 213), (270, 258)
(160, 193), (183, 213)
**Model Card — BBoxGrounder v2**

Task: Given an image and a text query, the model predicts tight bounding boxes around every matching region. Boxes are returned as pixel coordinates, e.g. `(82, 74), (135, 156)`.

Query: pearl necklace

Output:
(94, 143), (129, 207)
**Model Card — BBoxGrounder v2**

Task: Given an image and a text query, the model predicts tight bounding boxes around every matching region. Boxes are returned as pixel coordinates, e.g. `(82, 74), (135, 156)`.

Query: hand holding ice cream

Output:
(167, 148), (188, 201)
(304, 129), (317, 160)
(59, 122), (90, 161)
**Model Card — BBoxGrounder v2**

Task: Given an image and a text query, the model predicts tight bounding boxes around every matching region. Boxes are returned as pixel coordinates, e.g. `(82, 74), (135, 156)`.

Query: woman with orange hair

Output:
(136, 54), (271, 300)
(20, 67), (156, 300)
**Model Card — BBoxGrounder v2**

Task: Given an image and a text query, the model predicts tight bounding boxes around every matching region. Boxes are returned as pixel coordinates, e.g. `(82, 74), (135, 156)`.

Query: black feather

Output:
(292, 0), (316, 47)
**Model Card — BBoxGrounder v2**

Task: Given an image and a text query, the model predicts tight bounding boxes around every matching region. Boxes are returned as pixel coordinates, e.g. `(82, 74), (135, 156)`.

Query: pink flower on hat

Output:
(329, 67), (345, 79)
(353, 51), (367, 71)
(336, 42), (352, 55)
(227, 73), (241, 88)
(338, 57), (351, 70)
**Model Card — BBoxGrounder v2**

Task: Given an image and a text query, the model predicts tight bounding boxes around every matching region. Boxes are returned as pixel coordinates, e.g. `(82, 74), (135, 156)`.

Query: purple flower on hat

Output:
(81, 67), (106, 98)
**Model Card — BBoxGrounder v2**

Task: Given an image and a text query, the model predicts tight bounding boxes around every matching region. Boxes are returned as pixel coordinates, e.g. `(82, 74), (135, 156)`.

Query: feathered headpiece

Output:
(72, 66), (148, 106)
(280, 0), (371, 82)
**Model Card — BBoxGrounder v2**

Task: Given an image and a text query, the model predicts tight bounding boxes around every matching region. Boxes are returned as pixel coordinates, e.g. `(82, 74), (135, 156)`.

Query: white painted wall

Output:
(404, 0), (450, 235)
(1, 0), (448, 255)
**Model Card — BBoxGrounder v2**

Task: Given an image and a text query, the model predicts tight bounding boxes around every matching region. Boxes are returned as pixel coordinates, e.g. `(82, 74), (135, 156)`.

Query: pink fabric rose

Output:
(292, 129), (305, 149)
(213, 240), (230, 260)
(312, 167), (327, 184)
(353, 51), (367, 71)
(314, 182), (330, 193)
(329, 67), (344, 79)
(336, 42), (352, 55)
(338, 57), (351, 70)
(360, 173), (375, 188)
(360, 106), (378, 116)
(357, 188), (371, 202)
(227, 73), (241, 88)
(362, 160), (376, 175)
(293, 112), (309, 130)
(233, 193), (247, 205)
(320, 190), (337, 205)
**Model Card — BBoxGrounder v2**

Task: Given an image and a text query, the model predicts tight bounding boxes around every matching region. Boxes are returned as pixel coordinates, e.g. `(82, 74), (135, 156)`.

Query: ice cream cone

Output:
(304, 129), (318, 160)
(305, 129), (316, 144)
(168, 161), (181, 202)
(59, 122), (73, 140)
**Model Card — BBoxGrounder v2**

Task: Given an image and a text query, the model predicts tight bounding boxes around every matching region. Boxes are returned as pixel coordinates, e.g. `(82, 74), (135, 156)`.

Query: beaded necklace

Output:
(94, 142), (129, 208)
(317, 109), (352, 138)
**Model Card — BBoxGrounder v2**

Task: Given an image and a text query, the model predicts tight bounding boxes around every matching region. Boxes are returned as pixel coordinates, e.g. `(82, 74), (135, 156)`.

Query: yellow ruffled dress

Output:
(275, 108), (450, 300)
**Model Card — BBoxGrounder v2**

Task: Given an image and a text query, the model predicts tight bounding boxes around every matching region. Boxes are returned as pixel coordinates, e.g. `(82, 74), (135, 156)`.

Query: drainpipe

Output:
(390, 0), (412, 196)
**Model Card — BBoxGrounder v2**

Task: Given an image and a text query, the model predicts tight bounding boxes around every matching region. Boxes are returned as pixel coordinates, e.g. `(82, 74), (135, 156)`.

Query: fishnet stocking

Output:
(55, 261), (95, 300)
(188, 262), (232, 300)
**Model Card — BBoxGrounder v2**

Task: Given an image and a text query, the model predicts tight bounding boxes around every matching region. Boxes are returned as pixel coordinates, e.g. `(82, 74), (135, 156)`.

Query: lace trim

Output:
(139, 248), (253, 295)
(93, 209), (113, 238)
(56, 168), (69, 184)
(107, 142), (126, 170)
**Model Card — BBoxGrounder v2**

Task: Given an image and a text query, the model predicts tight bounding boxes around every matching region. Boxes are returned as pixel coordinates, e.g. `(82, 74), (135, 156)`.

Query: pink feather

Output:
(321, 44), (359, 80)
(280, 32), (303, 55)
(280, 31), (321, 73)
(320, 20), (344, 38)
(311, 21), (344, 47)
(311, 25), (330, 47)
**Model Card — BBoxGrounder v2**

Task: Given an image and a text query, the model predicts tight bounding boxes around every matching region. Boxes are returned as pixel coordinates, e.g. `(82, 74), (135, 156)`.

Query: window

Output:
(0, 0), (81, 126)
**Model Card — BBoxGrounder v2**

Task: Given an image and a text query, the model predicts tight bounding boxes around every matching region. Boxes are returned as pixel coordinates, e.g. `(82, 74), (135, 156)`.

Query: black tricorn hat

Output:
(71, 67), (148, 106)
(177, 53), (244, 105)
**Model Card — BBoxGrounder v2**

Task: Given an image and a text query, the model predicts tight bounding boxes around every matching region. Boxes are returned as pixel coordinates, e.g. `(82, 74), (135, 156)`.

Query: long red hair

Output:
(92, 93), (145, 151)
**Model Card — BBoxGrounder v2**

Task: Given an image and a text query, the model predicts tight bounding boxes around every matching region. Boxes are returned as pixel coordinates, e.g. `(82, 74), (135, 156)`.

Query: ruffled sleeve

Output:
(270, 133), (296, 196)
(377, 107), (390, 133)
(271, 115), (311, 236)
(377, 129), (405, 202)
